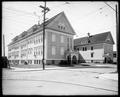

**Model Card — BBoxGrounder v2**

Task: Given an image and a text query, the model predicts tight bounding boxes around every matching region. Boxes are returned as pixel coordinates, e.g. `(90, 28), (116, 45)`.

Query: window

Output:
(63, 26), (65, 30)
(91, 60), (93, 63)
(41, 50), (43, 55)
(61, 35), (64, 43)
(60, 47), (64, 55)
(91, 46), (93, 50)
(52, 60), (55, 64)
(34, 38), (36, 44)
(52, 33), (56, 42)
(41, 35), (43, 42)
(85, 47), (87, 51)
(67, 38), (69, 50)
(113, 53), (116, 57)
(83, 47), (84, 51)
(91, 53), (94, 57)
(36, 37), (38, 44)
(88, 40), (90, 43)
(58, 22), (65, 30)
(39, 35), (41, 43)
(58, 25), (60, 29)
(52, 46), (56, 55)
(83, 47), (87, 51)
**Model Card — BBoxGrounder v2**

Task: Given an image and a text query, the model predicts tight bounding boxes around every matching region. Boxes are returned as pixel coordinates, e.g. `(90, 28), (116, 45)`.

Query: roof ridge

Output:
(92, 31), (110, 36)
(8, 11), (65, 45)
(74, 31), (114, 46)
(74, 31), (110, 40)
(42, 11), (64, 26)
(24, 11), (64, 32)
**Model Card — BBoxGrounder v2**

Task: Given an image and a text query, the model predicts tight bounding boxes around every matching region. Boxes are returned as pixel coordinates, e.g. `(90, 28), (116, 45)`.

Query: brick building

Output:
(8, 11), (76, 65)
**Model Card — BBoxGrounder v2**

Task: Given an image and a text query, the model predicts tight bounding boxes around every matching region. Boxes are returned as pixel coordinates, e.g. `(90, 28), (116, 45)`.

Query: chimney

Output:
(88, 32), (90, 37)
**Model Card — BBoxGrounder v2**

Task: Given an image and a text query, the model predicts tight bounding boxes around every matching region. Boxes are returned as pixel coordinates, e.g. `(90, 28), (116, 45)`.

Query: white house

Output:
(74, 32), (114, 63)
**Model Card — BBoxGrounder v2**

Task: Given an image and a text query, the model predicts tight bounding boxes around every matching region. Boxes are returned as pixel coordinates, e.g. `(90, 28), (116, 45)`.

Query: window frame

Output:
(52, 46), (56, 55)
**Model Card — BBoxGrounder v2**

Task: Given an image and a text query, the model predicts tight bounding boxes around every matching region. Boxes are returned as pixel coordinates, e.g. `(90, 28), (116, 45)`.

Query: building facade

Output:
(74, 32), (114, 63)
(8, 12), (76, 65)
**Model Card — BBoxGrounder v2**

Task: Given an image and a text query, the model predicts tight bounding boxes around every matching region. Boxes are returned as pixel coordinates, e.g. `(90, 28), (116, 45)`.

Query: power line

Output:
(2, 12), (35, 22)
(76, 6), (108, 24)
(3, 8), (35, 18)
(2, 17), (32, 25)
(3, 7), (43, 24)
(2, 18), (36, 33)
(104, 2), (116, 12)
(3, 7), (35, 16)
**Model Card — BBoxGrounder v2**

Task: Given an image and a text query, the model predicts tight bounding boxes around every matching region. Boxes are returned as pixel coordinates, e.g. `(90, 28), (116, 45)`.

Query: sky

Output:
(2, 1), (118, 57)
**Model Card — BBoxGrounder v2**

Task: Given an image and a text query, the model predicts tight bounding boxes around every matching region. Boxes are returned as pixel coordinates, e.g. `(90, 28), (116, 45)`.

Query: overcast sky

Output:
(2, 1), (118, 56)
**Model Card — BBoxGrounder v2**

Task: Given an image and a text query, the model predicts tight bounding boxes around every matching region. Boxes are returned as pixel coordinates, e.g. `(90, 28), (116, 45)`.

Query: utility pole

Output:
(3, 34), (5, 56)
(104, 2), (118, 71)
(39, 1), (50, 70)
(116, 4), (118, 71)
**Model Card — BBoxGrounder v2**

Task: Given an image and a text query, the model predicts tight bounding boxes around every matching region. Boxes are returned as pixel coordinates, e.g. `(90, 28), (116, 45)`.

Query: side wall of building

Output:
(8, 29), (74, 65)
(76, 43), (105, 63)
(45, 29), (73, 65)
(8, 30), (44, 65)
(103, 43), (113, 61)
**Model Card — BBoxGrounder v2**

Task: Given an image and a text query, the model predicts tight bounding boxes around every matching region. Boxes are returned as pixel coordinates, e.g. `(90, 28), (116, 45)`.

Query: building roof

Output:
(8, 11), (75, 46)
(74, 32), (114, 46)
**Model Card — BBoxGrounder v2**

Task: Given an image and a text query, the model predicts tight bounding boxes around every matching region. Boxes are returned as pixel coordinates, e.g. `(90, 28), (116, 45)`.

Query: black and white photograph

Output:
(2, 1), (118, 95)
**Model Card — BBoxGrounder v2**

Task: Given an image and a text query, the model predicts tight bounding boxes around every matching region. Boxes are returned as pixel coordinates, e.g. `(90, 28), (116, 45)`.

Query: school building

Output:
(8, 11), (79, 65)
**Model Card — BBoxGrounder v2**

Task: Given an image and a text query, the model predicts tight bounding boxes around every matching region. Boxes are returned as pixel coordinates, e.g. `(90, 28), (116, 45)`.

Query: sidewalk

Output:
(10, 66), (70, 71)
(10, 65), (118, 81)
(75, 63), (117, 68)
(98, 73), (118, 81)
(10, 63), (117, 71)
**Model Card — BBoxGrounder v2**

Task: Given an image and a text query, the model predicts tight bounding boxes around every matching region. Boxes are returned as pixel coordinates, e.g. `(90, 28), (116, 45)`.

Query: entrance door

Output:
(67, 55), (71, 64)
(72, 55), (77, 64)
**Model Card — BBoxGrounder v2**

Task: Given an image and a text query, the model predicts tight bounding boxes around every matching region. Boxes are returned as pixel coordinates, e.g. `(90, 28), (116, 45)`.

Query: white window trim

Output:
(52, 46), (56, 55)
(52, 33), (56, 42)
(61, 35), (64, 43)
(60, 47), (64, 55)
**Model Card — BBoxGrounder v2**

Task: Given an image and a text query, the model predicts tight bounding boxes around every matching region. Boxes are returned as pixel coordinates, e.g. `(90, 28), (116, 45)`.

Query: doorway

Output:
(72, 55), (77, 64)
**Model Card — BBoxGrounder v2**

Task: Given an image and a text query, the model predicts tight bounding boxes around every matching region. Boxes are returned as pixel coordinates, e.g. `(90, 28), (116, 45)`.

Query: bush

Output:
(24, 61), (28, 65)
(59, 60), (70, 66)
(1, 56), (9, 68)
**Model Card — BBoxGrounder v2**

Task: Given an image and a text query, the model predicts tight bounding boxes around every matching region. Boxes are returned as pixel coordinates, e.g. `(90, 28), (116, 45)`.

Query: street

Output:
(2, 64), (118, 95)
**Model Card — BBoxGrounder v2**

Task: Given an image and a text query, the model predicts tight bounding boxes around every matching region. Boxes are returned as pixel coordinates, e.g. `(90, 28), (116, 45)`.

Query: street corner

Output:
(97, 73), (118, 81)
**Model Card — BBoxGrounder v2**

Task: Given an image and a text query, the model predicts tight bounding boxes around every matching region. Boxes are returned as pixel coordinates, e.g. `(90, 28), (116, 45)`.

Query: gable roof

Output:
(74, 32), (114, 46)
(46, 11), (76, 35)
(8, 11), (75, 46)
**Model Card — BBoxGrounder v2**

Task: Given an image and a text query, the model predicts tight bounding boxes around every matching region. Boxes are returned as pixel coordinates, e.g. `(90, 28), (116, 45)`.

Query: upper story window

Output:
(41, 35), (43, 43)
(58, 22), (66, 30)
(33, 25), (38, 32)
(77, 48), (79, 51)
(60, 47), (64, 55)
(88, 40), (90, 43)
(83, 47), (87, 51)
(52, 46), (56, 55)
(67, 38), (69, 50)
(113, 53), (116, 58)
(52, 33), (56, 42)
(60, 35), (64, 43)
(82, 47), (84, 51)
